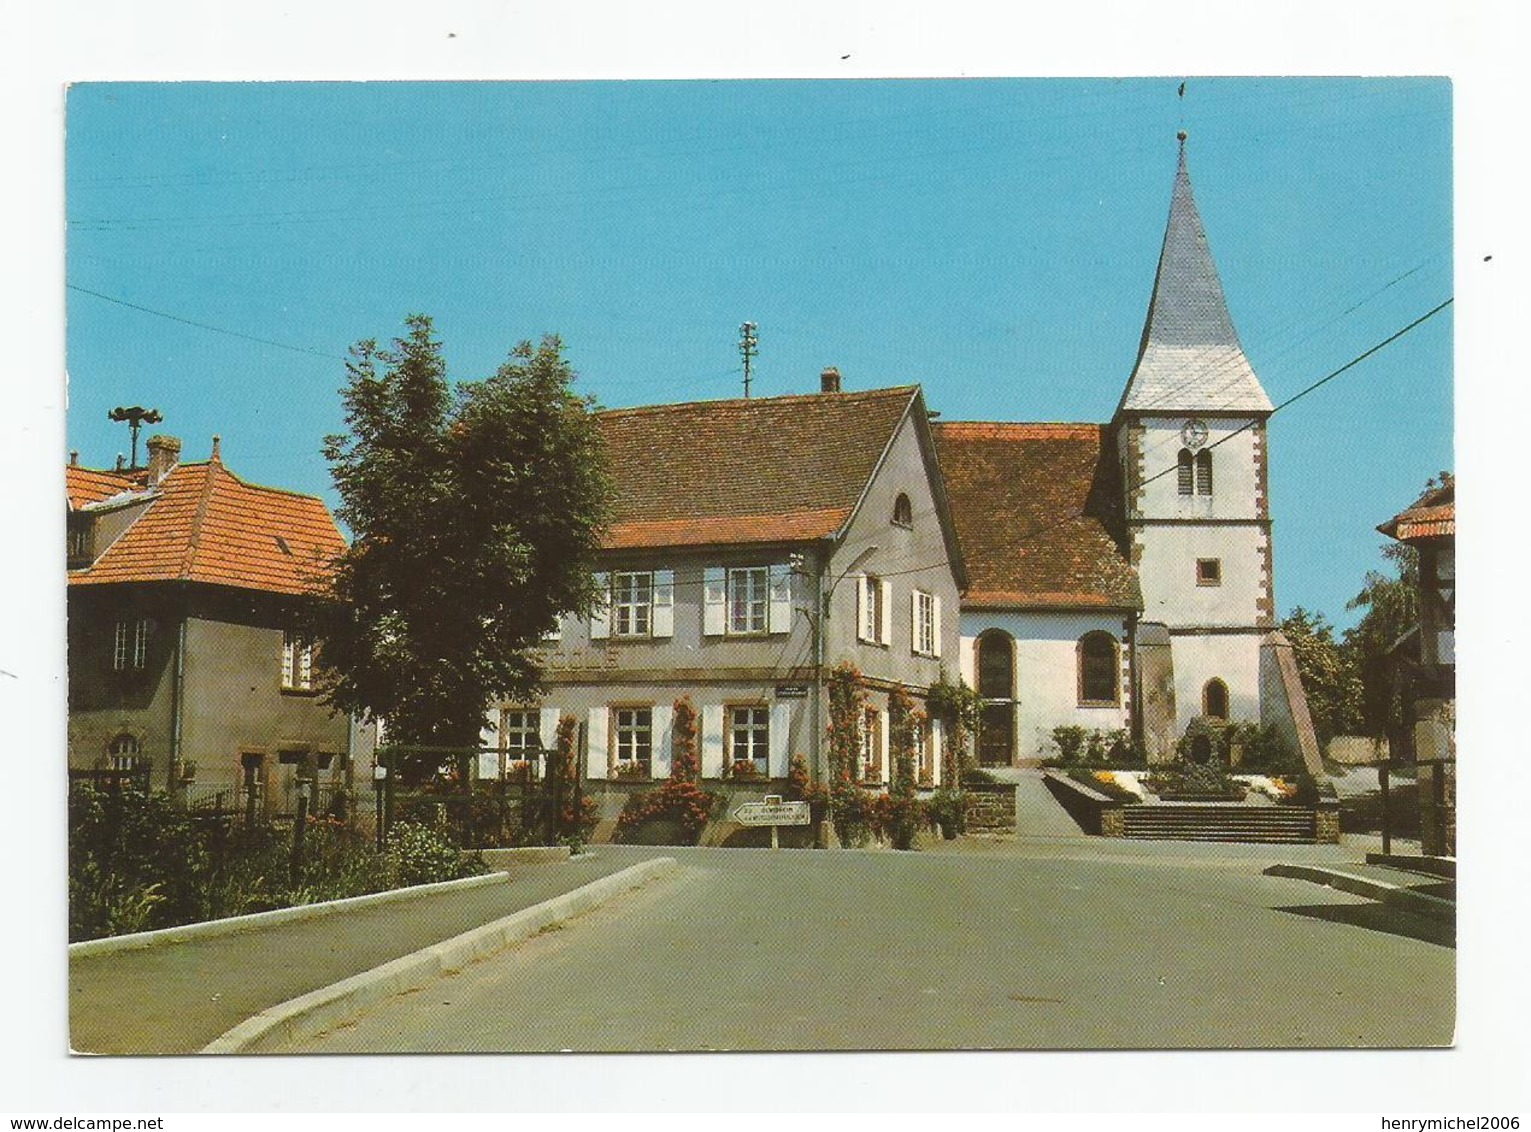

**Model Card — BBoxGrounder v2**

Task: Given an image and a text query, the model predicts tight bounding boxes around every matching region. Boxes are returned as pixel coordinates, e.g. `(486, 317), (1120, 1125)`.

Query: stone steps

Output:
(1122, 804), (1319, 844)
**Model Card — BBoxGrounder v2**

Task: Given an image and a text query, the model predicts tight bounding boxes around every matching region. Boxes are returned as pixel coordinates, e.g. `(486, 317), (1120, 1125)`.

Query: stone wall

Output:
(963, 784), (1016, 833)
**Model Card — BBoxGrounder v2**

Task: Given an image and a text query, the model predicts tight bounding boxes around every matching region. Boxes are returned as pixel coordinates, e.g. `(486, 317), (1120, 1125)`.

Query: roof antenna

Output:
(739, 322), (758, 398)
(107, 406), (163, 470)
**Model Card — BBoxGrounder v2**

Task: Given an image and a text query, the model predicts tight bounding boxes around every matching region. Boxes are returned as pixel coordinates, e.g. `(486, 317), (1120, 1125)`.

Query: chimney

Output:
(69, 451), (79, 466)
(115, 454), (126, 472)
(820, 367), (843, 394)
(211, 435), (222, 461)
(146, 435), (182, 485)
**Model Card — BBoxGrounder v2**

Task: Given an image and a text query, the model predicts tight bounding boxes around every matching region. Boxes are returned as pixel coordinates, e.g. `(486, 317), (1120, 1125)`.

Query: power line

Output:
(66, 284), (346, 361)
(861, 295), (1455, 584)
(1136, 296), (1453, 493)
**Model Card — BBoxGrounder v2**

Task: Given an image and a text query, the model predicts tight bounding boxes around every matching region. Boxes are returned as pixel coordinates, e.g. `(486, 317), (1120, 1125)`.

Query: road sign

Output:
(774, 684), (809, 699)
(731, 796), (811, 827)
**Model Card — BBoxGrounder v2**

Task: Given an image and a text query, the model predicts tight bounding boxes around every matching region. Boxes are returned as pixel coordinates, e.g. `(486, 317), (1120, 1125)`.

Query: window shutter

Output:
(479, 709), (499, 750)
(477, 749), (501, 781)
(651, 570), (675, 638)
(703, 567), (727, 636)
(701, 705), (725, 778)
(855, 575), (869, 643)
(651, 704), (675, 779)
(910, 592), (920, 653)
(589, 572), (611, 640)
(879, 578), (893, 645)
(768, 702), (791, 778)
(767, 564), (793, 634)
(879, 711), (891, 776)
(298, 641), (312, 688)
(539, 707), (560, 754)
(281, 633), (294, 685)
(1196, 449), (1213, 496)
(932, 595), (943, 657)
(586, 708), (609, 779)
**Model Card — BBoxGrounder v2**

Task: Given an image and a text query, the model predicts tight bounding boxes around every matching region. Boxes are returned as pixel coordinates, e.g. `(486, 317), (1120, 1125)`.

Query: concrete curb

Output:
(1263, 863), (1455, 922)
(1365, 852), (1456, 879)
(201, 856), (680, 1054)
(474, 845), (572, 867)
(69, 872), (511, 960)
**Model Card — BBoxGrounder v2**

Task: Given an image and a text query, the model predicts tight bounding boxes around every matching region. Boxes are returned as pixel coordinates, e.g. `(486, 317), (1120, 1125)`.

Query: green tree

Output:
(317, 316), (612, 780)
(1280, 606), (1363, 747)
(1344, 540), (1420, 743)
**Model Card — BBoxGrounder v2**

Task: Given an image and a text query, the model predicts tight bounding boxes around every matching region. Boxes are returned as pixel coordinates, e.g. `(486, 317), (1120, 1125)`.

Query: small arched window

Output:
(1177, 449), (1194, 495)
(1195, 449), (1213, 496)
(1078, 631), (1119, 705)
(892, 493), (913, 527)
(1203, 678), (1229, 720)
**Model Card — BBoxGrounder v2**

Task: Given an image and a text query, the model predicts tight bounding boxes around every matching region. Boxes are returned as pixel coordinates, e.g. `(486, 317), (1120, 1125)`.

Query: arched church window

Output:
(892, 493), (913, 527)
(1177, 449), (1194, 495)
(1203, 678), (1229, 721)
(975, 630), (1016, 767)
(1077, 631), (1119, 706)
(1195, 449), (1213, 496)
(976, 630), (1014, 699)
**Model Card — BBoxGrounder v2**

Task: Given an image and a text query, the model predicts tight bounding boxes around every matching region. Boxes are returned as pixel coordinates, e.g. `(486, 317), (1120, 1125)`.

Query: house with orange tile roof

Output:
(496, 373), (967, 821)
(1379, 475), (1455, 855)
(935, 139), (1319, 768)
(67, 434), (354, 813)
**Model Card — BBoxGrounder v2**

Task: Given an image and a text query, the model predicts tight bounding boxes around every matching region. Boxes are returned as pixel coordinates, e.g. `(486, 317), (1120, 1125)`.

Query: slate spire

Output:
(1116, 134), (1272, 416)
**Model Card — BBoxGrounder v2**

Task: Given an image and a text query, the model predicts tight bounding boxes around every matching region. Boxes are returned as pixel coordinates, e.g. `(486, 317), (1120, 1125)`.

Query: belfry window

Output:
(1177, 449), (1194, 495)
(1195, 449), (1213, 495)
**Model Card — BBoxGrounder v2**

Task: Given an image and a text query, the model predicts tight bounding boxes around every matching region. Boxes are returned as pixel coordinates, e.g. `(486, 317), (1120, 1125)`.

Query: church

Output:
(938, 136), (1318, 769)
(521, 136), (1319, 787)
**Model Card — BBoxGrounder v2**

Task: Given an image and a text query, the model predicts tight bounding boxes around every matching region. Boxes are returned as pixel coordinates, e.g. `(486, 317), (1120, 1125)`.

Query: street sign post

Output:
(730, 795), (811, 849)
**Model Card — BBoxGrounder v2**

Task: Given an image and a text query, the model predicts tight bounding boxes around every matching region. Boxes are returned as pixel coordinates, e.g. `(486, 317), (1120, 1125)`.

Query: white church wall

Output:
(1135, 523), (1266, 627)
(1132, 416), (1263, 522)
(1169, 633), (1262, 732)
(960, 610), (1131, 763)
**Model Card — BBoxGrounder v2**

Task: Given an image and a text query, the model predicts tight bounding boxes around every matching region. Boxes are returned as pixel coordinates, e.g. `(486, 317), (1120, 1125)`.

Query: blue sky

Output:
(65, 78), (1452, 630)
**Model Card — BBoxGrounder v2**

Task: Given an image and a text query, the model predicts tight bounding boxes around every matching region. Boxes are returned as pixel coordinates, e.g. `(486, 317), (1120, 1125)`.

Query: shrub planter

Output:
(1041, 770), (1122, 836)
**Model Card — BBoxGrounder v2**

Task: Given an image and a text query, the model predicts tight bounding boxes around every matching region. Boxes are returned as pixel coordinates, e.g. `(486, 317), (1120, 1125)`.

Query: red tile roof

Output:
(933, 421), (1140, 611)
(66, 465), (148, 508)
(1379, 478), (1455, 543)
(597, 387), (918, 550)
(68, 458), (345, 596)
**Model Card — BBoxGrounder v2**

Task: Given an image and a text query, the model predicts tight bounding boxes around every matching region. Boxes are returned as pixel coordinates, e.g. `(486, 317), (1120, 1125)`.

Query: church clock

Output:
(1180, 418), (1209, 449)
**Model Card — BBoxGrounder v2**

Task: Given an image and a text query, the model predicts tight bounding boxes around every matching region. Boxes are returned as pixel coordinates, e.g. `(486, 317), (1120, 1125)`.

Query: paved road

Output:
(279, 842), (1454, 1052)
(69, 852), (657, 1054)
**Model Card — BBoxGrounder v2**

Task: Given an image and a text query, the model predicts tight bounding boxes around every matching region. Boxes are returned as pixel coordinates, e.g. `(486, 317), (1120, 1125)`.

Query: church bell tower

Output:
(1114, 135), (1317, 767)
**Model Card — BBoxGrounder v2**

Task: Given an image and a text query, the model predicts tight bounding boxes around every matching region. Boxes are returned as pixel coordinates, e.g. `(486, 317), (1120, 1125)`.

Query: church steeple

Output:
(1116, 134), (1272, 417)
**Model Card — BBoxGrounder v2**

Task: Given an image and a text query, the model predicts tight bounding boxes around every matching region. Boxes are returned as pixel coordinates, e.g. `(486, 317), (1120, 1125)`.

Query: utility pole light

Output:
(739, 322), (758, 399)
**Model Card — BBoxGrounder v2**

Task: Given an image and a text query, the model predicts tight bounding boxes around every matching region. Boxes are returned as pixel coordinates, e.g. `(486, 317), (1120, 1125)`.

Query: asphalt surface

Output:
(69, 852), (655, 1054)
(275, 840), (1455, 1053)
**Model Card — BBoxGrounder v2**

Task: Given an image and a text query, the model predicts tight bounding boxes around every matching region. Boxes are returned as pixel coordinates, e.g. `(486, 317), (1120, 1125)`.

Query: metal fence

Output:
(375, 744), (577, 848)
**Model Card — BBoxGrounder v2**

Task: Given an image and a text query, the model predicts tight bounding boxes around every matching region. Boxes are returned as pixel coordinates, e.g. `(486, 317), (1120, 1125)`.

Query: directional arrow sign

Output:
(731, 798), (811, 827)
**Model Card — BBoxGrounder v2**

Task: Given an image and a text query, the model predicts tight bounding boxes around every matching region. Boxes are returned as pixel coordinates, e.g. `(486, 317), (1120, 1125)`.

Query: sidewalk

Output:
(69, 848), (671, 1054)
